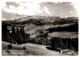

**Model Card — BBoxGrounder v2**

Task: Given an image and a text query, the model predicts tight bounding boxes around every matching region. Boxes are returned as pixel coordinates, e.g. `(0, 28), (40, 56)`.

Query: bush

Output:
(7, 44), (12, 50)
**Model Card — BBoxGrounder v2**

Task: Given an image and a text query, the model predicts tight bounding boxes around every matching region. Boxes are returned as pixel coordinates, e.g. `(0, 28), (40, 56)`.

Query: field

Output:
(2, 42), (78, 56)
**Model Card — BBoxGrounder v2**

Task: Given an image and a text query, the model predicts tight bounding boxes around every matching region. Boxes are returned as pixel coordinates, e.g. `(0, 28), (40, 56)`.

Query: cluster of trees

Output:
(30, 33), (50, 46)
(51, 37), (78, 51)
(47, 23), (78, 32)
(29, 34), (78, 51)
(2, 23), (30, 44)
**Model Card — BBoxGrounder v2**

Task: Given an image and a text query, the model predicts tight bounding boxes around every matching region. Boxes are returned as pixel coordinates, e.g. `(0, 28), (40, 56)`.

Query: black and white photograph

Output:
(2, 1), (79, 56)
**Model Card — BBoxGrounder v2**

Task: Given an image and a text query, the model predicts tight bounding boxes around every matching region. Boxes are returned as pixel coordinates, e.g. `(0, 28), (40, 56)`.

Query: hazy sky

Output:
(2, 2), (78, 20)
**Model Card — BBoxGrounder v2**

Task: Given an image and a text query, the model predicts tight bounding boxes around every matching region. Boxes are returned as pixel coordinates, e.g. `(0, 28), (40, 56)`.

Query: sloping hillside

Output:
(2, 41), (78, 56)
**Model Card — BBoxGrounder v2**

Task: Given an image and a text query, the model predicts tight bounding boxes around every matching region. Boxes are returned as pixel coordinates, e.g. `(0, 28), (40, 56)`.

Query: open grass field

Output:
(2, 42), (78, 56)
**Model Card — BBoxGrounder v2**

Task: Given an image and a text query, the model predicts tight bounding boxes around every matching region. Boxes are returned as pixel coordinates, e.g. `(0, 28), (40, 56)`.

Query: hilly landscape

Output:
(2, 16), (78, 56)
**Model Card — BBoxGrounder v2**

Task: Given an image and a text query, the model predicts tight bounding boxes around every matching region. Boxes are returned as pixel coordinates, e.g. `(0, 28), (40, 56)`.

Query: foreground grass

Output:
(2, 42), (78, 56)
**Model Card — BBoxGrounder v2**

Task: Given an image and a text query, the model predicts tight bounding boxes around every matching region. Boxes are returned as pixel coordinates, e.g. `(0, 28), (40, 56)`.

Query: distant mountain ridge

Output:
(2, 16), (78, 25)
